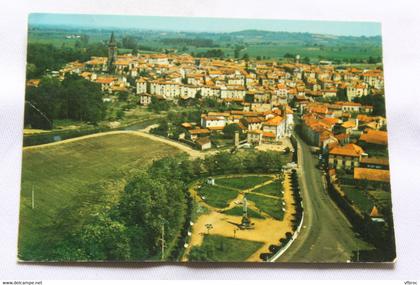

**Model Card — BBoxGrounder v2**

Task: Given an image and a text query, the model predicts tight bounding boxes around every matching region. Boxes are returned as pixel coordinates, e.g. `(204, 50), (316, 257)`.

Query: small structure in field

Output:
(206, 177), (215, 185)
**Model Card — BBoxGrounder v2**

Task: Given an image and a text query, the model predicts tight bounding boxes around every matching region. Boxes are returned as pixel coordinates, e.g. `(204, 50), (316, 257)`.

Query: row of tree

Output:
(260, 169), (303, 261)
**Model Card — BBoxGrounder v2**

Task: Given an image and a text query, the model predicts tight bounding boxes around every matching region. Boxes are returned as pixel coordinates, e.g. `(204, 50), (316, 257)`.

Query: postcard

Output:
(19, 13), (395, 263)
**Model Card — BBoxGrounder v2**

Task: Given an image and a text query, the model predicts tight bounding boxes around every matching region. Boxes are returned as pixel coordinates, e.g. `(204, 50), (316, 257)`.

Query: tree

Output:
(80, 34), (89, 47)
(117, 91), (129, 102)
(116, 109), (125, 120)
(188, 243), (215, 261)
(354, 94), (386, 116)
(78, 211), (131, 260)
(118, 172), (187, 259)
(223, 123), (242, 139)
(284, 53), (295, 59)
(234, 47), (240, 59)
(122, 36), (138, 50)
(24, 74), (105, 129)
(148, 96), (171, 113)
(302, 56), (310, 64)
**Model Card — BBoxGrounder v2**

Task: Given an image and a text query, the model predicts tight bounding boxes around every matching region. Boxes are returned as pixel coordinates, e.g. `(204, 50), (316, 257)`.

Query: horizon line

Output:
(28, 13), (382, 37)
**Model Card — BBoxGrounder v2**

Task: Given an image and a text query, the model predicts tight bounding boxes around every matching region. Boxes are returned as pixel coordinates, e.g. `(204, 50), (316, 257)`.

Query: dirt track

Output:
(23, 129), (212, 159)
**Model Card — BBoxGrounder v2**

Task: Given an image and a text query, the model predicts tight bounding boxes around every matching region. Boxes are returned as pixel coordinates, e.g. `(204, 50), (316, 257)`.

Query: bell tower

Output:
(107, 32), (117, 72)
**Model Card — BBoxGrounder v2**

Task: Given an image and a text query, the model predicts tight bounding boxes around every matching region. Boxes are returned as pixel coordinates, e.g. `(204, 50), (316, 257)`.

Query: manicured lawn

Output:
(19, 133), (182, 260)
(197, 185), (238, 208)
(253, 179), (283, 197)
(245, 193), (284, 220)
(191, 234), (264, 261)
(341, 185), (374, 214)
(222, 205), (264, 219)
(216, 175), (272, 190)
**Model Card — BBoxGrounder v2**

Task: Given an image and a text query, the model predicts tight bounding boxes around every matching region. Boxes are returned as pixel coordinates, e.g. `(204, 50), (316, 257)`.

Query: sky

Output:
(29, 13), (381, 37)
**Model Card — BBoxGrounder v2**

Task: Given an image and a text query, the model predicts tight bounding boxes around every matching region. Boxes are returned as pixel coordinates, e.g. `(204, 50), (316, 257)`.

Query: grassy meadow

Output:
(18, 132), (182, 260)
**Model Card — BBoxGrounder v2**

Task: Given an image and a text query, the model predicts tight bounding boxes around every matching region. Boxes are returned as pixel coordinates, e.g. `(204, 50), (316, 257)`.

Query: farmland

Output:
(18, 132), (182, 260)
(28, 27), (382, 63)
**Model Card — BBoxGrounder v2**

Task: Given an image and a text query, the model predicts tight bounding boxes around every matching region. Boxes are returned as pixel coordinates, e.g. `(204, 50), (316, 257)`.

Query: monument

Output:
(239, 196), (254, 229)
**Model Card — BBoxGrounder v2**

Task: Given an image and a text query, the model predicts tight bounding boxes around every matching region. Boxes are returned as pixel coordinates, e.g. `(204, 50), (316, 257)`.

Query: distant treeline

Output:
(160, 38), (217, 47)
(193, 49), (225, 58)
(27, 43), (108, 78)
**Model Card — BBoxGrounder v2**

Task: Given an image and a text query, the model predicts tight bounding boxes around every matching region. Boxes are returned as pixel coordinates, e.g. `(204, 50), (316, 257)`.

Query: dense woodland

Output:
(25, 74), (106, 129)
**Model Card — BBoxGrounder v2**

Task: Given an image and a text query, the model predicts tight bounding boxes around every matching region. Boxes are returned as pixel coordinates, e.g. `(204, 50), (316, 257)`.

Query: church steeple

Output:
(107, 32), (117, 72)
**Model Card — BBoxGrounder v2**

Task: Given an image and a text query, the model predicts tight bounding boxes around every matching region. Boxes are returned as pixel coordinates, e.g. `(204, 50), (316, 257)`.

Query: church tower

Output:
(107, 32), (117, 72)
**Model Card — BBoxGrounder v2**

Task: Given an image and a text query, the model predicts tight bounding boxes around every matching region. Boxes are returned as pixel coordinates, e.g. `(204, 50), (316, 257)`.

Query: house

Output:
(354, 168), (390, 183)
(247, 130), (263, 145)
(139, 93), (152, 106)
(360, 157), (389, 170)
(262, 116), (286, 141)
(201, 114), (227, 130)
(359, 129), (388, 146)
(26, 79), (41, 88)
(345, 83), (368, 101)
(339, 119), (359, 135)
(196, 136), (212, 150)
(95, 76), (117, 93)
(187, 128), (210, 141)
(241, 117), (263, 131)
(136, 78), (147, 94)
(336, 101), (362, 113)
(328, 143), (365, 170)
(370, 205), (385, 223)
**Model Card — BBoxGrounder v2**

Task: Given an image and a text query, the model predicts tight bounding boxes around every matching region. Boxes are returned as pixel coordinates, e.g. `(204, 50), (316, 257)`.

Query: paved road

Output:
(277, 135), (372, 263)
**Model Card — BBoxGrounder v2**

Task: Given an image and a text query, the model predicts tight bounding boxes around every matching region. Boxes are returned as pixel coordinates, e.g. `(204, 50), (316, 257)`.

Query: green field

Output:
(368, 190), (392, 211)
(216, 175), (272, 190)
(222, 205), (264, 219)
(189, 234), (263, 262)
(253, 179), (283, 197)
(197, 184), (238, 208)
(19, 133), (182, 260)
(28, 28), (382, 62)
(246, 193), (284, 220)
(341, 185), (374, 214)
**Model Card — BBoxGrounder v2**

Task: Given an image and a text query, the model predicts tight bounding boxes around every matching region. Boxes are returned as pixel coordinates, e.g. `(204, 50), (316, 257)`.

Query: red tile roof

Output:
(329, 144), (364, 157)
(354, 168), (390, 182)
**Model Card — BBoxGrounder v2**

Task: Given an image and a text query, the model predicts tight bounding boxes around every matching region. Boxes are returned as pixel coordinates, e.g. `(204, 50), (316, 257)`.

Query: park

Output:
(184, 171), (298, 262)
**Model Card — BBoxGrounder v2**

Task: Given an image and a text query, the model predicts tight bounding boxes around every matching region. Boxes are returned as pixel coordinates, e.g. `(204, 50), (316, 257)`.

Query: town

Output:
(21, 27), (394, 263)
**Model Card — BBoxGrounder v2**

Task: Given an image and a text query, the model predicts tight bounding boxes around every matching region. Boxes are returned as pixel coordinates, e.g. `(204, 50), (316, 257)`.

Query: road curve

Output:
(277, 135), (372, 263)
